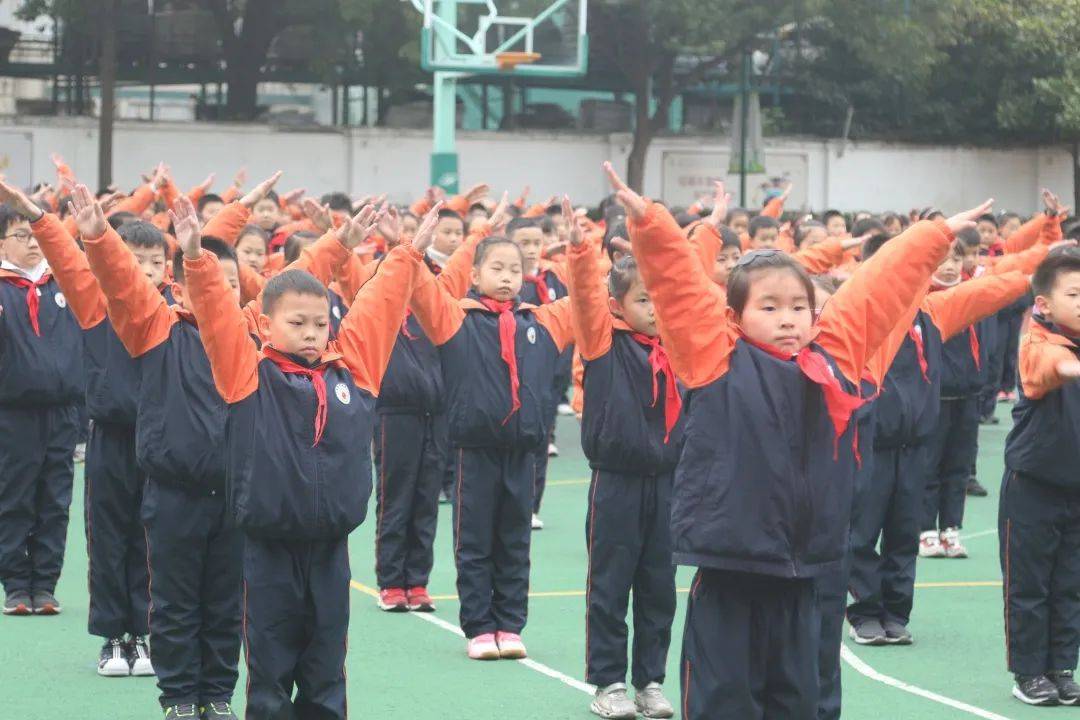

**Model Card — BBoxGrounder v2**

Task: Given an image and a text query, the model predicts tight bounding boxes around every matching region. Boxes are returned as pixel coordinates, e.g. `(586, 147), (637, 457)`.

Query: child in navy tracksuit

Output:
(0, 202), (83, 619)
(564, 203), (681, 719)
(605, 161), (976, 718)
(182, 197), (429, 720)
(409, 228), (574, 661)
(1000, 247), (1080, 707)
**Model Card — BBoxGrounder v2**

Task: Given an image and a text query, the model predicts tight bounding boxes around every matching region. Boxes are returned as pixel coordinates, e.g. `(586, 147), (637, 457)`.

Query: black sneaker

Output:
(1013, 675), (1060, 706)
(1049, 671), (1080, 705)
(966, 478), (988, 497)
(163, 704), (199, 719)
(98, 637), (130, 677)
(201, 701), (238, 719)
(31, 590), (61, 615)
(882, 620), (913, 645)
(848, 618), (888, 646)
(980, 413), (1001, 425)
(3, 590), (32, 616)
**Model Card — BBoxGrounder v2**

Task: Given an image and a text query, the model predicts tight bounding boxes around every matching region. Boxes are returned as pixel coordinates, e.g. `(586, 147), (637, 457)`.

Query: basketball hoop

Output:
(495, 51), (542, 71)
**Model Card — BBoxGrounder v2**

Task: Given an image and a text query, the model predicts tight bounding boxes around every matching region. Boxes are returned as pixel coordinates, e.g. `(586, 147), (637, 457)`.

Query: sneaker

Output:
(377, 587), (408, 612)
(849, 618), (888, 646)
(882, 620), (913, 645)
(98, 638), (130, 677)
(163, 704), (199, 719)
(532, 514), (544, 530)
(1005, 391), (1018, 402)
(31, 590), (61, 615)
(129, 635), (155, 676)
(997, 391), (1009, 402)
(634, 682), (675, 718)
(558, 402), (575, 416)
(3, 590), (32, 616)
(200, 701), (237, 719)
(1050, 671), (1080, 705)
(1013, 675), (1060, 706)
(496, 631), (527, 659)
(548, 442), (559, 457)
(466, 633), (500, 660)
(406, 586), (435, 612)
(941, 528), (968, 559)
(966, 477), (988, 497)
(590, 683), (637, 719)
(918, 530), (946, 558)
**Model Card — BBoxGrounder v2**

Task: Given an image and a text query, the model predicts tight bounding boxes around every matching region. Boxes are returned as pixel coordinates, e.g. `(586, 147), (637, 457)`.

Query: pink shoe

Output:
(467, 633), (500, 660)
(495, 631), (527, 659)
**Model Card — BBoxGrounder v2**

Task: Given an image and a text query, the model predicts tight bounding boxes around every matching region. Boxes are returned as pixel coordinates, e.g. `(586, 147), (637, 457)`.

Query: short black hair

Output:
(718, 225), (742, 250)
(674, 212), (699, 228)
(118, 220), (168, 253)
(998, 211), (1020, 224)
(473, 236), (523, 267)
(851, 217), (885, 239)
(283, 231), (319, 265)
(862, 234), (891, 260)
(262, 268), (329, 314)
(1032, 248), (1080, 298)
(257, 190), (280, 206)
(727, 251), (815, 317)
(794, 220), (826, 247)
(506, 217), (542, 242)
(237, 224), (269, 248)
(608, 255), (641, 301)
(320, 192), (352, 213)
(0, 205), (24, 237)
(468, 202), (489, 216)
(196, 193), (224, 213)
(823, 210), (846, 225)
(956, 227), (981, 249)
(603, 220), (628, 262)
(437, 209), (465, 227)
(539, 216), (556, 235)
(747, 215), (779, 239)
(173, 235), (237, 283)
(977, 213), (998, 228)
(107, 211), (139, 230)
(727, 208), (749, 223)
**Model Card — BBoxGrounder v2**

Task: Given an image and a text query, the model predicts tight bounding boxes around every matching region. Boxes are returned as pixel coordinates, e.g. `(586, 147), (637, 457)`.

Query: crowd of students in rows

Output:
(0, 154), (1077, 719)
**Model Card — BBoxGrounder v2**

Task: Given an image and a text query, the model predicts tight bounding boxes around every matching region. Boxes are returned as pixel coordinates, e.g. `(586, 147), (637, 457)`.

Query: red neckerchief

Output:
(524, 272), (550, 305)
(2, 273), (53, 336)
(930, 281), (981, 370)
(987, 241), (1005, 258)
(478, 297), (521, 424)
(264, 346), (329, 446)
(907, 324), (930, 383)
(629, 332), (681, 443)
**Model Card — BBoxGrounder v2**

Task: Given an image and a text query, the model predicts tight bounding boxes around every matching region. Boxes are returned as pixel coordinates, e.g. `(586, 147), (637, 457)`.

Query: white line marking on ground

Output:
(840, 645), (1013, 720)
(964, 528), (998, 541)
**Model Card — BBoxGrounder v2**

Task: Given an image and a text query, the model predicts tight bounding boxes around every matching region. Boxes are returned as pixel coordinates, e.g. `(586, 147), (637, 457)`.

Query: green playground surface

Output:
(1, 404), (1050, 719)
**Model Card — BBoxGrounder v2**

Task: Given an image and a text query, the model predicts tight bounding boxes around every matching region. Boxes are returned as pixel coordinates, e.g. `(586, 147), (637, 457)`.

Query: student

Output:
(426, 209), (467, 271)
(181, 195), (434, 719)
(604, 161), (985, 718)
(823, 209), (848, 238)
(197, 193), (225, 222)
(250, 189), (282, 232)
(1000, 248), (1080, 707)
(747, 215), (781, 249)
(409, 224), (575, 662)
(566, 198), (680, 720)
(235, 225), (270, 275)
(0, 199), (84, 618)
(0, 179), (162, 674)
(795, 220), (827, 248)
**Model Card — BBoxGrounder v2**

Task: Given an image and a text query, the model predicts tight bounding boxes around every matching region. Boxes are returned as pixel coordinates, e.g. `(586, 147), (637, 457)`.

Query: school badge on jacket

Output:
(335, 382), (351, 405)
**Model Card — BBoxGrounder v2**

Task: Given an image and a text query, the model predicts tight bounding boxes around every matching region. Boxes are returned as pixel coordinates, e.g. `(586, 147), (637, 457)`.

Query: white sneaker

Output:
(558, 403), (575, 416)
(548, 442), (559, 457)
(941, 527), (968, 558)
(98, 638), (129, 677)
(532, 514), (544, 530)
(635, 682), (675, 718)
(590, 683), (637, 719)
(919, 530), (945, 558)
(128, 636), (154, 676)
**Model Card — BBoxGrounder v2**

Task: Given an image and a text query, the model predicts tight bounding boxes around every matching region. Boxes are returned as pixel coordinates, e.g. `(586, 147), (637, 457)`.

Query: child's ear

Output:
(257, 312), (272, 338)
(725, 305), (738, 326)
(170, 282), (186, 307)
(607, 295), (622, 318)
(1034, 294), (1051, 317)
(469, 266), (480, 287)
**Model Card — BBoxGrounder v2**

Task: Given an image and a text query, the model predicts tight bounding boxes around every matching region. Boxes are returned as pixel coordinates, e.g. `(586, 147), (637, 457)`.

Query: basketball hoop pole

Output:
(430, 0), (460, 193)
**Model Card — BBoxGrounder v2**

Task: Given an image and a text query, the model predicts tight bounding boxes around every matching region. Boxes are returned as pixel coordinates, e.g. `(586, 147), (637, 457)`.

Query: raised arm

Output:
(201, 202), (251, 246)
(922, 271), (1031, 342)
(108, 184), (156, 218)
(1004, 214), (1046, 254)
(1019, 327), (1080, 400)
(564, 196), (612, 360)
(793, 237), (846, 275)
(532, 297), (575, 353)
(438, 222), (490, 298)
(409, 261), (465, 346)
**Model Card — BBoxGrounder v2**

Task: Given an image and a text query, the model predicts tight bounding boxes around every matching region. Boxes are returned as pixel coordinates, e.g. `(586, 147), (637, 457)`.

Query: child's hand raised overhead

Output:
(149, 162), (170, 190)
(515, 185), (530, 207)
(0, 178), (44, 220)
(169, 195), (203, 259)
(240, 171), (283, 208)
(944, 199), (995, 235)
(68, 184), (108, 240)
(707, 181), (731, 228)
(336, 203), (386, 250)
(488, 191), (512, 233)
(602, 162), (647, 221)
(280, 187), (306, 206)
(1042, 188), (1069, 217)
(194, 173), (215, 194)
(410, 202), (444, 254)
(463, 183), (490, 205)
(562, 196), (584, 248)
(302, 198), (334, 232)
(378, 206), (403, 246)
(232, 167), (248, 191)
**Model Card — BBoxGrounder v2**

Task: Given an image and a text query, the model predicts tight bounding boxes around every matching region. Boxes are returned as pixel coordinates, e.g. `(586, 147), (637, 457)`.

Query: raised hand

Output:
(463, 183), (490, 205)
(779, 180), (793, 203)
(67, 184), (108, 239)
(602, 161), (647, 221)
(99, 191), (124, 215)
(232, 167), (248, 191)
(302, 197), (334, 233)
(240, 171), (283, 208)
(944, 199), (994, 235)
(0, 178), (44, 219)
(169, 195), (202, 259)
(488, 191), (512, 232)
(562, 195), (583, 247)
(335, 203), (386, 250)
(707, 180), (731, 228)
(410, 202), (443, 254)
(150, 162), (170, 190)
(194, 173), (216, 194)
(1043, 188), (1065, 217)
(281, 187), (306, 206)
(378, 206), (403, 246)
(515, 185), (530, 206)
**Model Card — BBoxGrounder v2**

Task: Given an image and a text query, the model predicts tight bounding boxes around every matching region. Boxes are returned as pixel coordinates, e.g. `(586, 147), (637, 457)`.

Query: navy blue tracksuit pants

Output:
(372, 413), (445, 590)
(682, 569), (818, 720)
(143, 478), (242, 710)
(584, 470), (675, 689)
(999, 471), (1080, 677)
(815, 557), (848, 720)
(243, 536), (350, 720)
(452, 446), (533, 638)
(0, 404), (78, 595)
(85, 421), (149, 639)
(924, 397), (979, 531)
(848, 442), (929, 628)
(533, 350), (573, 515)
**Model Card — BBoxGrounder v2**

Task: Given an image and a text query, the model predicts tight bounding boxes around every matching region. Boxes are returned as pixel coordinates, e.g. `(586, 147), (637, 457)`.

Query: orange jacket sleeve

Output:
(275, 218), (321, 239)
(1004, 214), (1047, 254)
(408, 262), (465, 346)
(794, 237), (845, 275)
(238, 264), (267, 307)
(1019, 325), (1078, 400)
(409, 197), (432, 217)
(109, 185), (155, 217)
(62, 214), (79, 240)
(332, 245), (421, 395)
(220, 186), (240, 204)
(82, 226), (178, 357)
(523, 203), (546, 218)
(687, 223), (722, 275)
(335, 255), (377, 306)
(761, 197), (784, 218)
(988, 244), (1049, 277)
(865, 284), (931, 387)
(923, 272), (1031, 342)
(201, 202), (252, 247)
(445, 195), (470, 216)
(628, 202), (733, 388)
(437, 223), (488, 298)
(183, 252), (260, 404)
(187, 183), (207, 205)
(818, 219), (954, 385)
(295, 232), (352, 288)
(571, 351), (585, 417)
(567, 239), (613, 361)
(159, 179), (180, 211)
(31, 213), (107, 329)
(532, 296), (574, 353)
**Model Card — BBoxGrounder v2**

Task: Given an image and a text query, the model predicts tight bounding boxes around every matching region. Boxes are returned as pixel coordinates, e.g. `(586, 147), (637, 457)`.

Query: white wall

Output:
(0, 116), (1073, 213)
